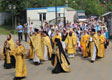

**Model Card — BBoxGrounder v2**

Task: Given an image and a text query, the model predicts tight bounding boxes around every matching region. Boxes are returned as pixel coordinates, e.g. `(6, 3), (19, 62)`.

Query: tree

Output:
(68, 0), (105, 16)
(0, 0), (2, 12)
(1, 0), (27, 23)
(0, 0), (111, 24)
(106, 1), (112, 11)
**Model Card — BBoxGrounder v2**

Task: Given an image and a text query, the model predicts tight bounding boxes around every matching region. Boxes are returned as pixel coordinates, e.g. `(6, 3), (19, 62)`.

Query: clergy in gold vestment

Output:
(89, 29), (102, 63)
(3, 34), (16, 69)
(98, 31), (105, 57)
(52, 38), (70, 74)
(43, 31), (52, 60)
(30, 29), (44, 65)
(28, 35), (34, 60)
(65, 28), (78, 58)
(14, 40), (27, 80)
(3, 41), (12, 69)
(80, 30), (90, 57)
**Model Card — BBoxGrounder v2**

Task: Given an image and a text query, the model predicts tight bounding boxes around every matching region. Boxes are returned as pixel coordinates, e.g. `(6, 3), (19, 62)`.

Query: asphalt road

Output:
(0, 35), (112, 80)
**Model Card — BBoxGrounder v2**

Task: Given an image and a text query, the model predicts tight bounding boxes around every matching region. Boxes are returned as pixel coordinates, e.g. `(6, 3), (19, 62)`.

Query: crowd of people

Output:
(2, 17), (109, 80)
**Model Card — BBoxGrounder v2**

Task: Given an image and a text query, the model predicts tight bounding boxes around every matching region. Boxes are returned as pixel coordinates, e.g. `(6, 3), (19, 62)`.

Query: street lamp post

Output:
(63, 6), (66, 27)
(65, 0), (68, 7)
(63, 0), (68, 27)
(25, 0), (28, 23)
(8, 5), (16, 34)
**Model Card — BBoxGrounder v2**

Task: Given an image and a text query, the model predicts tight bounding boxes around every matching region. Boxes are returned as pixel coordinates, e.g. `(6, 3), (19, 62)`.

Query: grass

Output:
(0, 25), (17, 35)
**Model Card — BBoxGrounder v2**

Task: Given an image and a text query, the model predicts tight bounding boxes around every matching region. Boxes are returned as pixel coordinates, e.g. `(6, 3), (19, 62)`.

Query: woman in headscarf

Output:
(51, 37), (70, 74)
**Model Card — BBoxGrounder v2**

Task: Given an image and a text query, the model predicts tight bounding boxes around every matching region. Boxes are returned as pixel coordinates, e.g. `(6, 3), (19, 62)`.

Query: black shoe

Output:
(13, 77), (21, 80)
(29, 59), (33, 61)
(12, 66), (15, 68)
(52, 70), (60, 74)
(83, 57), (87, 58)
(49, 58), (51, 60)
(91, 60), (94, 63)
(96, 56), (102, 59)
(20, 77), (26, 79)
(25, 40), (27, 42)
(34, 62), (40, 66)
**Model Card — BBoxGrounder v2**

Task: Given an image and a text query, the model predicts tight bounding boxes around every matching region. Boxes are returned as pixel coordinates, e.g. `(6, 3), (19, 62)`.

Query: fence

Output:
(27, 17), (65, 28)
(49, 17), (64, 26)
(0, 12), (10, 25)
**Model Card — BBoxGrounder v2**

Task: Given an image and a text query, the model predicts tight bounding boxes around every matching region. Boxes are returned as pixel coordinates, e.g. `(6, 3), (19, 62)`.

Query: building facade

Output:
(27, 6), (77, 28)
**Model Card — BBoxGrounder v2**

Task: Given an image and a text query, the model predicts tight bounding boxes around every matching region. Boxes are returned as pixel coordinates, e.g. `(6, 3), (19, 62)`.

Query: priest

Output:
(13, 40), (27, 80)
(80, 30), (90, 58)
(42, 31), (52, 60)
(28, 34), (34, 60)
(89, 29), (102, 63)
(65, 28), (78, 58)
(3, 34), (16, 69)
(30, 29), (44, 65)
(97, 30), (105, 57)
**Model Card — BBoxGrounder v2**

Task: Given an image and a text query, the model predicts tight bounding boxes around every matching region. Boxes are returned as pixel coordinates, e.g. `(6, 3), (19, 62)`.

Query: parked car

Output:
(77, 15), (87, 22)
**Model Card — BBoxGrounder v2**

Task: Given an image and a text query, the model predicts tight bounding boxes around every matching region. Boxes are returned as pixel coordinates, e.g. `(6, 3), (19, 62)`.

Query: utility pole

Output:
(25, 0), (28, 23)
(63, 0), (68, 27)
(55, 0), (58, 25)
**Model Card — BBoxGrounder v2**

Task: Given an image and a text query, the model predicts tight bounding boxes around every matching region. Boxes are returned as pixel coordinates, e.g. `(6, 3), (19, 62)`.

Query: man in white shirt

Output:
(28, 22), (34, 35)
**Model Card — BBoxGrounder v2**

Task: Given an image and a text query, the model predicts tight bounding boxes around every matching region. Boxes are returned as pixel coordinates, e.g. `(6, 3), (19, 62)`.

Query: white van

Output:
(78, 15), (87, 22)
(77, 10), (87, 22)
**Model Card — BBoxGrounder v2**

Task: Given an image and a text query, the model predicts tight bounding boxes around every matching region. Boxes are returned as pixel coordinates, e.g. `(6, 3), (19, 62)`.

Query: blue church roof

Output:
(27, 6), (66, 10)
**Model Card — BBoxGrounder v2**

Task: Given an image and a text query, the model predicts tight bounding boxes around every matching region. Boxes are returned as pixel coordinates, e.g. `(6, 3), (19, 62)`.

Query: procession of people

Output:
(2, 17), (109, 80)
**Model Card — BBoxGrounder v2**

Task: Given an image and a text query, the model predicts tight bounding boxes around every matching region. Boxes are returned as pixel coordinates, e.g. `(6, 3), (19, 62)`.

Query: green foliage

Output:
(0, 0), (112, 21)
(0, 0), (26, 23)
(106, 2), (112, 11)
(0, 0), (2, 11)
(69, 0), (105, 16)
(0, 25), (17, 35)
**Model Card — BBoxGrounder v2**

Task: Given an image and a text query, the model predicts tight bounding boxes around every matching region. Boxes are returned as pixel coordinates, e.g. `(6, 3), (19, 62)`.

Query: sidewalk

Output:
(0, 41), (112, 80)
(0, 35), (30, 49)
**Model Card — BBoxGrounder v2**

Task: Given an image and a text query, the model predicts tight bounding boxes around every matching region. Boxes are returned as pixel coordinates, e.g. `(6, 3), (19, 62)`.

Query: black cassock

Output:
(51, 38), (70, 74)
